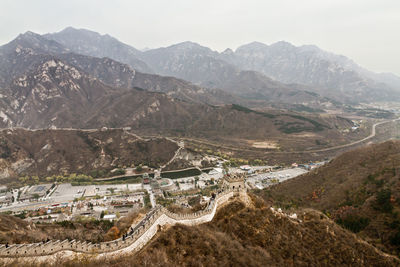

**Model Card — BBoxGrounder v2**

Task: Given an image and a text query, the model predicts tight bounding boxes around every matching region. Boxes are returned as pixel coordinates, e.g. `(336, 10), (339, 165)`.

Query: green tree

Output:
(32, 176), (39, 184)
(375, 189), (393, 212)
(113, 168), (126, 175)
(136, 165), (143, 172)
(108, 188), (115, 194)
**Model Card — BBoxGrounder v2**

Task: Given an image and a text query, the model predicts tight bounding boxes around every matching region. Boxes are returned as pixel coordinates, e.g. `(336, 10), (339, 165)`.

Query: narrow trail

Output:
(160, 140), (184, 170)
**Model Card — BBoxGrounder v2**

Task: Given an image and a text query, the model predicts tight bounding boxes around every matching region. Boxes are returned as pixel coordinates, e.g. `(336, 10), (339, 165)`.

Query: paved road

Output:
(177, 118), (400, 154)
(0, 199), (54, 212)
(304, 118), (400, 153)
(5, 118), (399, 155)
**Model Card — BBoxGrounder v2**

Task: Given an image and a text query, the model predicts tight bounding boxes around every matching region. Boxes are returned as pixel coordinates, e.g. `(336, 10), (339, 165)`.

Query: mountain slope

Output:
(226, 41), (400, 102)
(44, 27), (153, 73)
(141, 41), (331, 105)
(58, 200), (399, 266)
(2, 31), (242, 106)
(0, 128), (178, 181)
(56, 53), (241, 106)
(0, 31), (69, 89)
(261, 140), (400, 255)
(43, 28), (400, 103)
(141, 41), (231, 86)
(43, 29), (335, 106)
(0, 30), (363, 157)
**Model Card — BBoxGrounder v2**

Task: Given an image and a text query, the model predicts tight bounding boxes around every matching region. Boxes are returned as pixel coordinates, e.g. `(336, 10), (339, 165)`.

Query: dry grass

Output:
(250, 140), (279, 149)
(8, 197), (399, 267)
(260, 140), (400, 255)
(0, 210), (143, 244)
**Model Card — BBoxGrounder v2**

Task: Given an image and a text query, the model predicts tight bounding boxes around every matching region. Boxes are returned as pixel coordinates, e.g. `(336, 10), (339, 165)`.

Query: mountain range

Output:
(0, 29), (356, 142)
(0, 27), (397, 155)
(45, 27), (400, 103)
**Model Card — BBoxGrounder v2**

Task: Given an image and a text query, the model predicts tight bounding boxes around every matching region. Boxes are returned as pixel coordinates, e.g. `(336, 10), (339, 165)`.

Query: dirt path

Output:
(160, 139), (184, 169)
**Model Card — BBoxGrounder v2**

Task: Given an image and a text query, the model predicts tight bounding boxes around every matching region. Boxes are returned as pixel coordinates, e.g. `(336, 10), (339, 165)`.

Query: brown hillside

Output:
(38, 199), (400, 267)
(0, 128), (178, 182)
(260, 140), (400, 255)
(0, 211), (141, 244)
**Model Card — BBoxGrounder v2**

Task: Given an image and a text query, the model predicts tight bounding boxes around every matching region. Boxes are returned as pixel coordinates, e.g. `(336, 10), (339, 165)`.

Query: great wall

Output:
(0, 188), (247, 263)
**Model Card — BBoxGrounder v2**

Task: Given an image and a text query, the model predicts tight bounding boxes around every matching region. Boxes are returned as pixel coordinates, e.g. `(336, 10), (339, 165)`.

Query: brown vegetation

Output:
(12, 196), (399, 266)
(0, 128), (178, 186)
(0, 211), (142, 244)
(260, 140), (400, 255)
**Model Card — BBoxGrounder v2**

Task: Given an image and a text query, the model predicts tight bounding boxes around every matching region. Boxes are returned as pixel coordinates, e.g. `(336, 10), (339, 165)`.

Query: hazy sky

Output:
(1, 0), (399, 75)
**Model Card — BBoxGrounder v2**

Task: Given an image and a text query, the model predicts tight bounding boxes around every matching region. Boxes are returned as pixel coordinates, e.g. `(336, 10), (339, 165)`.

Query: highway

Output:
(176, 118), (400, 154)
(3, 118), (399, 156)
(304, 117), (400, 153)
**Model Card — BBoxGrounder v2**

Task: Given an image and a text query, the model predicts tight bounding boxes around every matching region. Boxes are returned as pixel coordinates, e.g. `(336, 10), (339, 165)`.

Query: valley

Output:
(0, 20), (400, 266)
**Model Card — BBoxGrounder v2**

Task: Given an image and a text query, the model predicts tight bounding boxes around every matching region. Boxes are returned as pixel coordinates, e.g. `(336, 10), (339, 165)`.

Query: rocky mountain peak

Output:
(2, 31), (67, 55)
(58, 26), (99, 37)
(56, 27), (119, 44)
(44, 27), (152, 73)
(236, 41), (269, 53)
(10, 58), (86, 102)
(166, 41), (215, 55)
(36, 59), (82, 81)
(171, 41), (202, 49)
(221, 48), (234, 55)
(268, 41), (297, 53)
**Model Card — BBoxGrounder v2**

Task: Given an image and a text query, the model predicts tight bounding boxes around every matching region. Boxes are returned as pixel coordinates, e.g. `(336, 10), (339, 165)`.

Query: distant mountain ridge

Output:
(44, 27), (400, 103)
(223, 41), (400, 102)
(43, 28), (337, 106)
(43, 27), (153, 74)
(0, 30), (355, 151)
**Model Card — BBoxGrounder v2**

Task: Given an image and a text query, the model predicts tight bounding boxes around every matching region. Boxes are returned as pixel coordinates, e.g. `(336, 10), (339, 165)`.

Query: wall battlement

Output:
(0, 188), (246, 259)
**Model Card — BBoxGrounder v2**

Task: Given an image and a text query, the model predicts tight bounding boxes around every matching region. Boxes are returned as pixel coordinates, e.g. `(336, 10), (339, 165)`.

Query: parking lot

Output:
(51, 183), (143, 203)
(174, 170), (224, 191)
(247, 167), (308, 189)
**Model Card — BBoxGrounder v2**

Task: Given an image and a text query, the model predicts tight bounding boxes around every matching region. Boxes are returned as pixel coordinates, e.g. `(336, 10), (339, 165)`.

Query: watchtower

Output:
(222, 173), (246, 191)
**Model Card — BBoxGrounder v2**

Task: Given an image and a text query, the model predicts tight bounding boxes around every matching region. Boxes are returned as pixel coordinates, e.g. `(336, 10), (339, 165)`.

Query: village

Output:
(0, 161), (324, 225)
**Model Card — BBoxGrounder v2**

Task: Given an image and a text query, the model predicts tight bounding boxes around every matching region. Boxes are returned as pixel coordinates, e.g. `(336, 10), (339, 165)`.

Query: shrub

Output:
(336, 215), (370, 233)
(375, 189), (393, 213)
(136, 165), (143, 172)
(113, 168), (126, 175)
(390, 231), (400, 246)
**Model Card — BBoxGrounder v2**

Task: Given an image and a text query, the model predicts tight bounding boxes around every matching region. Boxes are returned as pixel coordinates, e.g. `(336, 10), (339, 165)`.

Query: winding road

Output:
(304, 118), (400, 153)
(175, 118), (400, 154)
(3, 118), (399, 156)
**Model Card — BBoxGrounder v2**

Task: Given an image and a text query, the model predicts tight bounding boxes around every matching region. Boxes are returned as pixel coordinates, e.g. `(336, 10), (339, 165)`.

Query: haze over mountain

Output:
(44, 27), (400, 103)
(222, 41), (400, 102)
(44, 28), (332, 106)
(0, 30), (357, 152)
(1, 1), (400, 265)
(43, 27), (153, 74)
